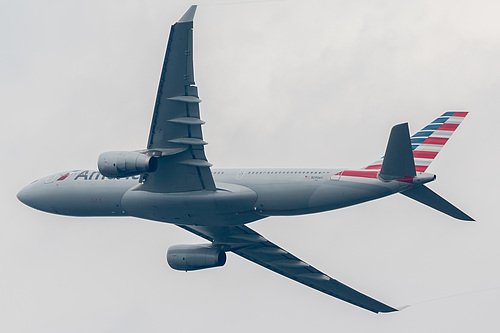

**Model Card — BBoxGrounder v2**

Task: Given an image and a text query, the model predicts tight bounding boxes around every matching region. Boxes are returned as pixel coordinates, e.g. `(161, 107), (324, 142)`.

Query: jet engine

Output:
(167, 244), (226, 271)
(97, 151), (157, 178)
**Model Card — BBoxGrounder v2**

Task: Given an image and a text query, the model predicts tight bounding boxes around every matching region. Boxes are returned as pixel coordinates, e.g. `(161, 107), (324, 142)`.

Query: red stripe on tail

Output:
(438, 123), (459, 131)
(365, 164), (382, 170)
(415, 165), (428, 172)
(423, 137), (449, 145)
(341, 170), (378, 179)
(413, 151), (438, 159)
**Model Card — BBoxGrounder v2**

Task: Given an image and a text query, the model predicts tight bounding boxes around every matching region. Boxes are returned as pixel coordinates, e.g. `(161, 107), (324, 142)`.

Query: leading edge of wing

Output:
(142, 5), (215, 192)
(179, 225), (398, 314)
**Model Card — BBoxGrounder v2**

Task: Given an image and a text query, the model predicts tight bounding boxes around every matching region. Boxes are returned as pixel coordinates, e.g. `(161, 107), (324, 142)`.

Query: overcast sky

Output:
(2, 0), (500, 332)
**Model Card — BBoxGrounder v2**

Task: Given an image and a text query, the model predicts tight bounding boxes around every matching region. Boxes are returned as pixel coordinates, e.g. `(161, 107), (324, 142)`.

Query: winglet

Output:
(378, 304), (409, 314)
(377, 305), (399, 313)
(396, 305), (410, 311)
(179, 5), (197, 23)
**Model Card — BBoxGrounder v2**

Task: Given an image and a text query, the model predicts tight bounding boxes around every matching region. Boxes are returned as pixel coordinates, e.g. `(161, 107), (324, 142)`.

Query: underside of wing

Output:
(179, 224), (398, 314)
(143, 5), (215, 192)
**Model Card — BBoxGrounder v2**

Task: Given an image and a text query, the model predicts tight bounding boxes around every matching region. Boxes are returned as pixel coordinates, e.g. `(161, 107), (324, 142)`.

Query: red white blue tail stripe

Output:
(364, 111), (468, 173)
(410, 111), (468, 172)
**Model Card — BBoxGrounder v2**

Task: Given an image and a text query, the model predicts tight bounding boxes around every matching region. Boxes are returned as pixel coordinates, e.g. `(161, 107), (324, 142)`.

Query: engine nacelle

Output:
(167, 244), (226, 271)
(97, 151), (157, 178)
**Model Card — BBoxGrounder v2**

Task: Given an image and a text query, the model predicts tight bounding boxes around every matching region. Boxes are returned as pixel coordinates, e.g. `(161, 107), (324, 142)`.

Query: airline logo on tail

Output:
(337, 110), (474, 221)
(364, 111), (468, 173)
(411, 111), (468, 172)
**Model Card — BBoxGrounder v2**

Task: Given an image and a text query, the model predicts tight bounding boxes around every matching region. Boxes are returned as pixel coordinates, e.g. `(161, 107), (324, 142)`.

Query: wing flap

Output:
(179, 225), (398, 313)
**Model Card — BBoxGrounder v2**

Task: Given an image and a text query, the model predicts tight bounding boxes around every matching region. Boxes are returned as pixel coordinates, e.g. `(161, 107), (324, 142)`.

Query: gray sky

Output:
(2, 0), (500, 332)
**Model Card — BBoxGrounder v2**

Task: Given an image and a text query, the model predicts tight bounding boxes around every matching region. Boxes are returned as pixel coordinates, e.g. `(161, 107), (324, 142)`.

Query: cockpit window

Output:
(44, 174), (57, 184)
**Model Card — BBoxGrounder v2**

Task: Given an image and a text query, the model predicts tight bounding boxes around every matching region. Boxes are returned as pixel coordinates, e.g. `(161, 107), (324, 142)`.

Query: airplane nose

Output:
(17, 185), (31, 206)
(17, 180), (41, 209)
(17, 179), (55, 213)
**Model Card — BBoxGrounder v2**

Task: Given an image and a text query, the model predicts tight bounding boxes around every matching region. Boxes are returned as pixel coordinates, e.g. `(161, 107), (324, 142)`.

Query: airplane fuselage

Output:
(15, 5), (473, 313)
(18, 168), (415, 226)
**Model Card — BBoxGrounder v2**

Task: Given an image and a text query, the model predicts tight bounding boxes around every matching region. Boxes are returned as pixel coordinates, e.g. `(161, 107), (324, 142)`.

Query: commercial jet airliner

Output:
(17, 5), (473, 313)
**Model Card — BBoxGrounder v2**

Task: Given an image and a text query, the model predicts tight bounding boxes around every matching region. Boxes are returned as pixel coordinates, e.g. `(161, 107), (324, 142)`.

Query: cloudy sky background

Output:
(2, 0), (500, 331)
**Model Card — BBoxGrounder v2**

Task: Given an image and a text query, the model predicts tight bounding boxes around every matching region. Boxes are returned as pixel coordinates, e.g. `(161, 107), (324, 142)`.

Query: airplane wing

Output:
(179, 224), (398, 314)
(142, 5), (215, 192)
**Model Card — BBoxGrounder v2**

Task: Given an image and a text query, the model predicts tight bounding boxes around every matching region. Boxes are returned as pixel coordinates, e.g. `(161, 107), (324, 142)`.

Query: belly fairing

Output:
(121, 182), (261, 226)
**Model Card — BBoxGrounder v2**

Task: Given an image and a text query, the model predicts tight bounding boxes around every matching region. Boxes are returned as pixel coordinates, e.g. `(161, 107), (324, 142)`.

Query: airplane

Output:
(17, 5), (474, 314)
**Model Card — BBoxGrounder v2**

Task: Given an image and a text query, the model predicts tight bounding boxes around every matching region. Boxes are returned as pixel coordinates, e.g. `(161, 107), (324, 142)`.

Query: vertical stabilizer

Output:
(411, 111), (468, 172)
(378, 123), (416, 181)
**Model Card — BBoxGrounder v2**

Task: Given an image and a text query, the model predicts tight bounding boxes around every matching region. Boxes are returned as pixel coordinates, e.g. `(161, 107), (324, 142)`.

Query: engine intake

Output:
(98, 151), (157, 178)
(167, 244), (226, 271)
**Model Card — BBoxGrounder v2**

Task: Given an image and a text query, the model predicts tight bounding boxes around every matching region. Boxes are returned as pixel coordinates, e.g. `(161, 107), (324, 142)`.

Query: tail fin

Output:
(365, 111), (474, 221)
(401, 185), (474, 221)
(378, 123), (416, 181)
(365, 111), (469, 172)
(410, 111), (469, 172)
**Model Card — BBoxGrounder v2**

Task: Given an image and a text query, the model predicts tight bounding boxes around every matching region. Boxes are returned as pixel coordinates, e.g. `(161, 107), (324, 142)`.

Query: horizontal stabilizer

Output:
(401, 185), (474, 221)
(379, 123), (416, 180)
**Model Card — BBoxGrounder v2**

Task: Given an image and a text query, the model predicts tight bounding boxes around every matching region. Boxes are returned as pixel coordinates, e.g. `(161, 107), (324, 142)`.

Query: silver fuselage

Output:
(17, 168), (416, 226)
